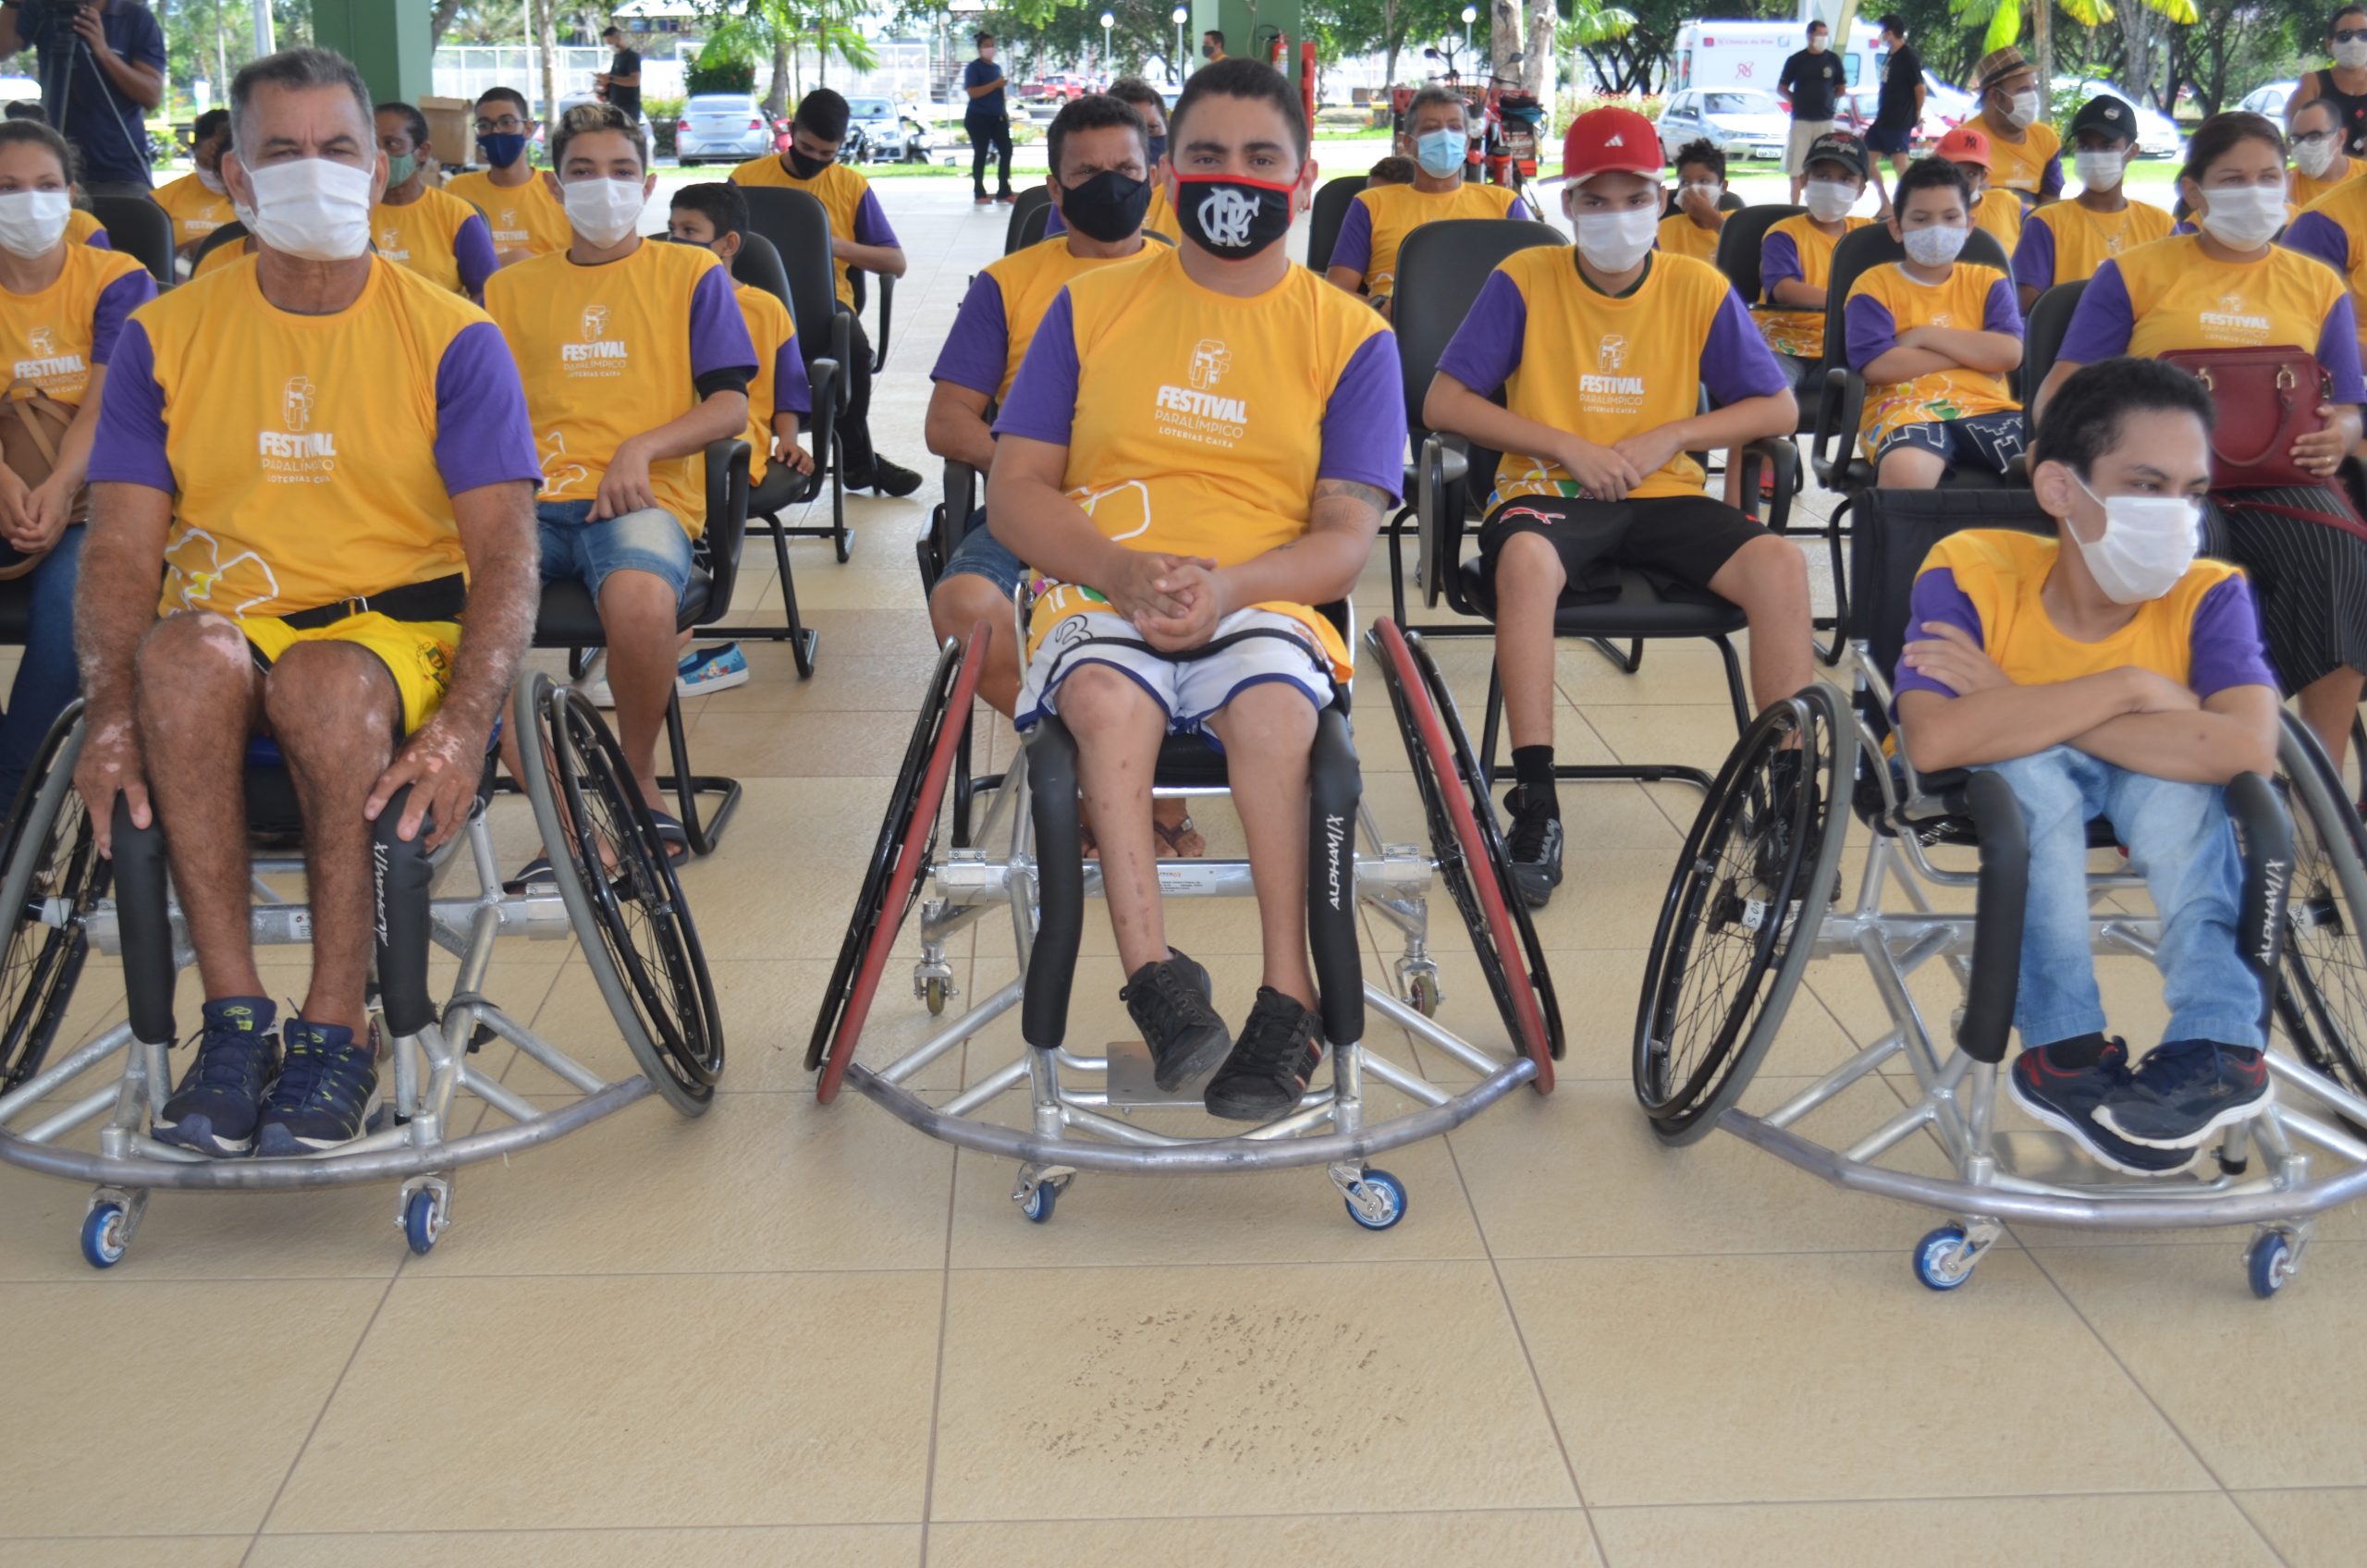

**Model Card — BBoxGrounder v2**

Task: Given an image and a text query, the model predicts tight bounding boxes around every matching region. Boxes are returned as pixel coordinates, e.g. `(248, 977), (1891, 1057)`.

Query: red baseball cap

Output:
(1934, 124), (1992, 168)
(1562, 106), (1662, 185)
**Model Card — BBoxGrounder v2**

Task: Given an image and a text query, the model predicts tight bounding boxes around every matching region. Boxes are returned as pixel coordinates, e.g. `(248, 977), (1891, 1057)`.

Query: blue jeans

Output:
(535, 499), (693, 606)
(1981, 744), (2265, 1050)
(0, 524), (82, 813)
(943, 507), (1027, 598)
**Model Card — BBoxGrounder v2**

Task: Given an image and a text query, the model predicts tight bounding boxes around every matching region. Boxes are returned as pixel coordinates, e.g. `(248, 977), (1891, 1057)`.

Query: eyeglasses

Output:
(2337, 27), (2367, 43)
(473, 116), (527, 135)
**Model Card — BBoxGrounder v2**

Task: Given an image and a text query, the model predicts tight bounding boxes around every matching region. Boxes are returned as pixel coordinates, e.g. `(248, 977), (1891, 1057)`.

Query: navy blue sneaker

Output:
(153, 997), (278, 1158)
(2096, 1039), (2273, 1150)
(255, 1021), (382, 1157)
(2007, 1037), (2197, 1178)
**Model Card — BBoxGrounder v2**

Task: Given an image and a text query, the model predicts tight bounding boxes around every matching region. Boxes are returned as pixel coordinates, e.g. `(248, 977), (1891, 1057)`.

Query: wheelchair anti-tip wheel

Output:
(1634, 681), (1853, 1145)
(2272, 717), (2367, 1129)
(0, 702), (105, 1094)
(807, 625), (987, 1103)
(1369, 618), (1561, 1092)
(521, 675), (722, 1116)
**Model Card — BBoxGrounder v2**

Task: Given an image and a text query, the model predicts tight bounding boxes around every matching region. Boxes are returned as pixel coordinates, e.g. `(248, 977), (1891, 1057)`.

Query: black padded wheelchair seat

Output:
(533, 564), (717, 647)
(1455, 558), (1748, 639)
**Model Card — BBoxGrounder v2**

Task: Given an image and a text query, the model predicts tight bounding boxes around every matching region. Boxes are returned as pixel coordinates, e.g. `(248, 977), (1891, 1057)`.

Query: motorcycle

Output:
(1400, 43), (1542, 196)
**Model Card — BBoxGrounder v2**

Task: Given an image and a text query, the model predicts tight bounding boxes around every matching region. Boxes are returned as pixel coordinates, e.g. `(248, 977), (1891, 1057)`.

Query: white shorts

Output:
(1016, 606), (1335, 742)
(1784, 119), (1837, 176)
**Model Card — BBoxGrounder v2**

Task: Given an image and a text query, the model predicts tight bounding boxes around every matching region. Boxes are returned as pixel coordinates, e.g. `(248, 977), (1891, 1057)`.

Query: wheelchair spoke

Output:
(0, 712), (104, 1093)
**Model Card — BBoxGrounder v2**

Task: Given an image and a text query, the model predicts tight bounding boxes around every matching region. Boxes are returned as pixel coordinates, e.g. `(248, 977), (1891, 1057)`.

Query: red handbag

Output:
(2160, 346), (2367, 542)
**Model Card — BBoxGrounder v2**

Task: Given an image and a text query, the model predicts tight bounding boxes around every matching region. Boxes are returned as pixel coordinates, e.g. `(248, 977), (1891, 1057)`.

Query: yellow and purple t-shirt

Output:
(1758, 213), (1870, 359)
(991, 245), (1404, 679)
(485, 238), (758, 536)
(1331, 180), (1530, 295)
(0, 241), (153, 407)
(1973, 186), (2025, 252)
(931, 234), (1157, 406)
(1844, 260), (2023, 454)
(2058, 234), (2367, 404)
(1436, 247), (1789, 505)
(2011, 198), (2173, 295)
(151, 171), (236, 251)
(1984, 120), (2063, 204)
(727, 154), (899, 309)
(733, 279), (810, 484)
(1895, 529), (2275, 704)
(2291, 154), (2367, 210)
(1655, 208), (1722, 264)
(2279, 180), (2367, 360)
(89, 256), (541, 619)
(373, 185), (498, 302)
(444, 169), (571, 263)
(65, 207), (111, 251)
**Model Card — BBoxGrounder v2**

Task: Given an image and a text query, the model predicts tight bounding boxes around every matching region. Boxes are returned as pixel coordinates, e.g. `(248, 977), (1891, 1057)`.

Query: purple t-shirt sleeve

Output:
(2039, 154), (2064, 200)
(1434, 267), (1527, 394)
(1044, 203), (1066, 238)
(1318, 331), (1406, 500)
(2188, 575), (2278, 698)
(1701, 288), (1790, 404)
(2318, 295), (2367, 404)
(2012, 216), (2056, 292)
(433, 321), (542, 495)
(1982, 276), (2024, 337)
(852, 186), (899, 249)
(90, 267), (155, 365)
(1505, 195), (1532, 221)
(992, 287), (1081, 447)
(2283, 210), (2350, 275)
(930, 271), (1010, 395)
(453, 213), (497, 302)
(84, 227), (112, 250)
(687, 263), (758, 381)
(1331, 199), (1374, 275)
(2055, 259), (2135, 363)
(87, 318), (171, 491)
(1760, 230), (1804, 296)
(773, 337), (812, 417)
(1892, 567), (1985, 701)
(1844, 291), (1896, 374)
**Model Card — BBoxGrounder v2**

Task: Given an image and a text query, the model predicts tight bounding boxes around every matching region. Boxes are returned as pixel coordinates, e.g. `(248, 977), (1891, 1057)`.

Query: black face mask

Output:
(1200, 43), (1217, 59)
(1147, 134), (1168, 166)
(787, 145), (834, 179)
(1058, 168), (1151, 242)
(1173, 174), (1294, 259)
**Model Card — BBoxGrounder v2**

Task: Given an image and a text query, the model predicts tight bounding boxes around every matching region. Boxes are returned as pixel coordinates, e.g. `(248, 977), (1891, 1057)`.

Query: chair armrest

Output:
(698, 437), (754, 622)
(830, 306), (855, 413)
(870, 273), (894, 373)
(1808, 365), (1866, 487)
(933, 459), (979, 565)
(1736, 436), (1798, 534)
(1416, 433), (1471, 611)
(804, 356), (841, 492)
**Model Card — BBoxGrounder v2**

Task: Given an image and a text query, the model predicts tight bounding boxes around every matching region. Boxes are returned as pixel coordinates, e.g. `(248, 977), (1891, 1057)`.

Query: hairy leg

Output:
(135, 614), (265, 1001)
(1058, 664), (1168, 974)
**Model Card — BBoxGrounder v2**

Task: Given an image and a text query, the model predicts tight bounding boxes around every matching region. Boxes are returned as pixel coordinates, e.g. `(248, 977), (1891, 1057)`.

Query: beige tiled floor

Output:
(2, 180), (2353, 1566)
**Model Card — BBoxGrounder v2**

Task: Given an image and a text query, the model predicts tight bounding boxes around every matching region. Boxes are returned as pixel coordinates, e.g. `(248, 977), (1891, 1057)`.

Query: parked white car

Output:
(1656, 87), (1788, 164)
(2238, 80), (2300, 122)
(2053, 77), (2184, 158)
(673, 93), (774, 166)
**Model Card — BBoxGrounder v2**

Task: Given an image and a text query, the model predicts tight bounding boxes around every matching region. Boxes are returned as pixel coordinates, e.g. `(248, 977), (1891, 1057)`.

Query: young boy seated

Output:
(1423, 106), (1808, 907)
(1656, 138), (1730, 264)
(1757, 131), (1874, 387)
(1895, 357), (2278, 1172)
(1365, 153), (1416, 188)
(1846, 156), (2027, 489)
(1936, 123), (2025, 251)
(989, 59), (1404, 1121)
(2012, 94), (2171, 312)
(1325, 83), (1530, 315)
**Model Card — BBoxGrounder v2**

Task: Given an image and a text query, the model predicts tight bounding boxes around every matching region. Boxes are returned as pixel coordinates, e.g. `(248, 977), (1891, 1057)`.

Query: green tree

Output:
(1306, 0), (1468, 92)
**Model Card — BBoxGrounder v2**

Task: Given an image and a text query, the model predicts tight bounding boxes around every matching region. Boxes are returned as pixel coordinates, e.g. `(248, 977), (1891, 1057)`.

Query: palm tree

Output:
(1946, 0), (2199, 108)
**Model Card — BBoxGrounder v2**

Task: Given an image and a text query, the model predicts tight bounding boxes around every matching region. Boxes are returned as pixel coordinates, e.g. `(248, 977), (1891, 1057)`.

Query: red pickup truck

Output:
(1020, 73), (1096, 104)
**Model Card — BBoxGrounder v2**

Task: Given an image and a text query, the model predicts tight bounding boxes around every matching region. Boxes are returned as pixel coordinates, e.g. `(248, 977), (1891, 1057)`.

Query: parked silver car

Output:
(1656, 88), (1788, 164)
(674, 92), (775, 166)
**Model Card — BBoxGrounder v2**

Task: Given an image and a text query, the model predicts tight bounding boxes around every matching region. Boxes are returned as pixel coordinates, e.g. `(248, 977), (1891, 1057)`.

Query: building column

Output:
(1193, 0), (1306, 83)
(311, 0), (435, 105)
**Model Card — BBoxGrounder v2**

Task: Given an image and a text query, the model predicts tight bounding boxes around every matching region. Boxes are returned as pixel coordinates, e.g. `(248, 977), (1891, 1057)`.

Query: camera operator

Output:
(0, 0), (165, 195)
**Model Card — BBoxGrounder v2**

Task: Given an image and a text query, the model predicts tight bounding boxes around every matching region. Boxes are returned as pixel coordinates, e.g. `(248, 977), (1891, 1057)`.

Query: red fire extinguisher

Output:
(1299, 41), (1317, 129)
(1265, 30), (1287, 67)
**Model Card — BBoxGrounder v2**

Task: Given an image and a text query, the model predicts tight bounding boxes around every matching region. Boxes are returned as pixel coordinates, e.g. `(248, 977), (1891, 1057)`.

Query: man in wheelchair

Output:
(73, 47), (542, 1158)
(987, 59), (1404, 1121)
(1895, 357), (2279, 1175)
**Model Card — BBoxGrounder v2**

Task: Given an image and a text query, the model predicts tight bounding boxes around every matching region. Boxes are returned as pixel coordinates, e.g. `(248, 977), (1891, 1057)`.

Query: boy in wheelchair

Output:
(1895, 357), (2279, 1175)
(987, 60), (1404, 1121)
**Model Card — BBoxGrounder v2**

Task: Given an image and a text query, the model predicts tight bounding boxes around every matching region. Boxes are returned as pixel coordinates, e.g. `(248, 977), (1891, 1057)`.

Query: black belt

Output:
(276, 573), (468, 631)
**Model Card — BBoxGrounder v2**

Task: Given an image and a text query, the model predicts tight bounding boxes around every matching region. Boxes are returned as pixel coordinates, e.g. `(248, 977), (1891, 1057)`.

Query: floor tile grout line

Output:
(914, 1128), (961, 1565)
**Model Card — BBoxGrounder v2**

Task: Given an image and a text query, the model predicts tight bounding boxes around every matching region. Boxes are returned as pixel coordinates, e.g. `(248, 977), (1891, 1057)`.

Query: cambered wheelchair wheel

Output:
(807, 626), (987, 1103)
(0, 703), (104, 1092)
(1369, 619), (1560, 1092)
(1634, 682), (1853, 1145)
(521, 675), (722, 1116)
(2273, 716), (2367, 1125)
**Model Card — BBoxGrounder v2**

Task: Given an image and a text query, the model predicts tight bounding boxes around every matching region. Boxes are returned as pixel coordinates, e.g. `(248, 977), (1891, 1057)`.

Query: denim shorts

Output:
(1871, 410), (2029, 477)
(941, 508), (1028, 599)
(536, 499), (694, 606)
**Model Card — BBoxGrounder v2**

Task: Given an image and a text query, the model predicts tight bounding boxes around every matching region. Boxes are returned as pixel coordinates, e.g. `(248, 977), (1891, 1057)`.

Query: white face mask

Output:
(1809, 35), (1827, 52)
(1901, 223), (1968, 267)
(2337, 39), (2367, 70)
(1572, 203), (1658, 273)
(2001, 89), (2042, 129)
(2295, 131), (2342, 178)
(2198, 183), (2287, 248)
(0, 190), (71, 258)
(1679, 179), (1722, 207)
(2069, 473), (2201, 604)
(1803, 178), (1857, 222)
(195, 165), (227, 196)
(563, 176), (646, 246)
(2073, 149), (2125, 191)
(243, 157), (374, 262)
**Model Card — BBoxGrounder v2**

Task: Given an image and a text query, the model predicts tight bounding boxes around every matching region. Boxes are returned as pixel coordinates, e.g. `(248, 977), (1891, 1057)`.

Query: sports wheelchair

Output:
(808, 609), (1562, 1227)
(1634, 488), (2367, 1297)
(0, 668), (722, 1269)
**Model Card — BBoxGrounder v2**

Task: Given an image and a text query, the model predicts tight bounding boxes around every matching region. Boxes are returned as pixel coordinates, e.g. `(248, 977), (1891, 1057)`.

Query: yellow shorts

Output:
(240, 611), (460, 737)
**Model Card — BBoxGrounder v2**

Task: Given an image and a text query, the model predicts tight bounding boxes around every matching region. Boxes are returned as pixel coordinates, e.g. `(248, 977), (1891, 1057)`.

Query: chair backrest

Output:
(188, 218), (249, 272)
(731, 230), (794, 318)
(1821, 222), (2013, 377)
(1846, 488), (2055, 680)
(1713, 202), (1803, 307)
(1392, 215), (1565, 502)
(1017, 201), (1052, 250)
(91, 195), (172, 284)
(1662, 189), (1748, 219)
(2021, 277), (2087, 399)
(1002, 185), (1051, 253)
(1306, 174), (1368, 273)
(739, 187), (839, 363)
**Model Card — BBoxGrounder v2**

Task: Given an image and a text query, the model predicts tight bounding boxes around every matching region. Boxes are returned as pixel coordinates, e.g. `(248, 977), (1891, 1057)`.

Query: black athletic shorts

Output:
(1475, 494), (1768, 607)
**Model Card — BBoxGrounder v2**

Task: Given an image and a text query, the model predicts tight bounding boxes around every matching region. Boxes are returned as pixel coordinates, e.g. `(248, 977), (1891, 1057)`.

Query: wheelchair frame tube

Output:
(1019, 719), (1085, 1052)
(1307, 707), (1367, 1051)
(2224, 770), (2293, 1038)
(111, 795), (178, 1047)
(371, 783), (439, 1040)
(1957, 769), (2027, 1065)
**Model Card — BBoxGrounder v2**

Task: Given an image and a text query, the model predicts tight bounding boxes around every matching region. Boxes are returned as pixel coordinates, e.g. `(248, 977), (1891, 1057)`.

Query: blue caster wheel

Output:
(1343, 1170), (1407, 1231)
(2248, 1231), (2293, 1299)
(1913, 1225), (1976, 1291)
(80, 1203), (128, 1269)
(1020, 1182), (1058, 1224)
(403, 1189), (445, 1255)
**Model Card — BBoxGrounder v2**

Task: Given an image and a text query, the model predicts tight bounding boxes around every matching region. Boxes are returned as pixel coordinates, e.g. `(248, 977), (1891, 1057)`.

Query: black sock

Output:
(2039, 1031), (2111, 1068)
(1511, 746), (1558, 815)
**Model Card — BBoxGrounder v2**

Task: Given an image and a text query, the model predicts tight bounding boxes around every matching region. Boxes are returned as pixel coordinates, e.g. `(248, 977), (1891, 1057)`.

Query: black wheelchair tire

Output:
(0, 702), (104, 1093)
(2273, 714), (2367, 1127)
(1634, 683), (1852, 1145)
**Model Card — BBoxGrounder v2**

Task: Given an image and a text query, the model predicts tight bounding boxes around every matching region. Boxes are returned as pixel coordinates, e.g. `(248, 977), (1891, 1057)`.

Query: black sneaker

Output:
(2096, 1039), (2273, 1149)
(153, 997), (279, 1158)
(866, 457), (923, 498)
(1502, 784), (1563, 908)
(1205, 986), (1324, 1122)
(255, 1021), (383, 1157)
(2006, 1036), (2193, 1177)
(1120, 948), (1233, 1091)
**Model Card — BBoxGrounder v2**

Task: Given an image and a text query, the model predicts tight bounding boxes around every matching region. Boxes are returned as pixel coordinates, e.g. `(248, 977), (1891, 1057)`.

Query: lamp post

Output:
(1461, 4), (1477, 55)
(1101, 11), (1115, 82)
(1174, 6), (1188, 80)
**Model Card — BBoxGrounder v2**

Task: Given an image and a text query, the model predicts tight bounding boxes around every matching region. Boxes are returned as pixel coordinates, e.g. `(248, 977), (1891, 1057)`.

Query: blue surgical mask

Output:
(478, 132), (529, 170)
(1415, 127), (1466, 179)
(1147, 133), (1167, 166)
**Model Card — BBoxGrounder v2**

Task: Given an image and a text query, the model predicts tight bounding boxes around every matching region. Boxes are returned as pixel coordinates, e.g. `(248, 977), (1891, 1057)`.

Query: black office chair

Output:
(738, 187), (854, 566)
(1014, 202), (1053, 251)
(846, 264), (894, 373)
(2020, 277), (2087, 398)
(534, 439), (752, 857)
(90, 195), (172, 284)
(1306, 173), (1368, 273)
(187, 219), (249, 273)
(723, 230), (820, 677)
(1002, 185), (1051, 253)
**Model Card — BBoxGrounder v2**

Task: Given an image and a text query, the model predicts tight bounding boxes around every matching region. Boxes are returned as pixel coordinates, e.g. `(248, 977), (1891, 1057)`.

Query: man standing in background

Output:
(964, 31), (1014, 206)
(0, 0), (164, 195)
(1870, 15), (1924, 179)
(596, 22), (641, 122)
(1778, 18), (1845, 204)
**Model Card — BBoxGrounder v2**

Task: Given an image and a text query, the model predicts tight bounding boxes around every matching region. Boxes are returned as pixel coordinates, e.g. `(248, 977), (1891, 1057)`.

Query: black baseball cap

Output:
(1803, 130), (1870, 179)
(2069, 94), (2137, 143)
